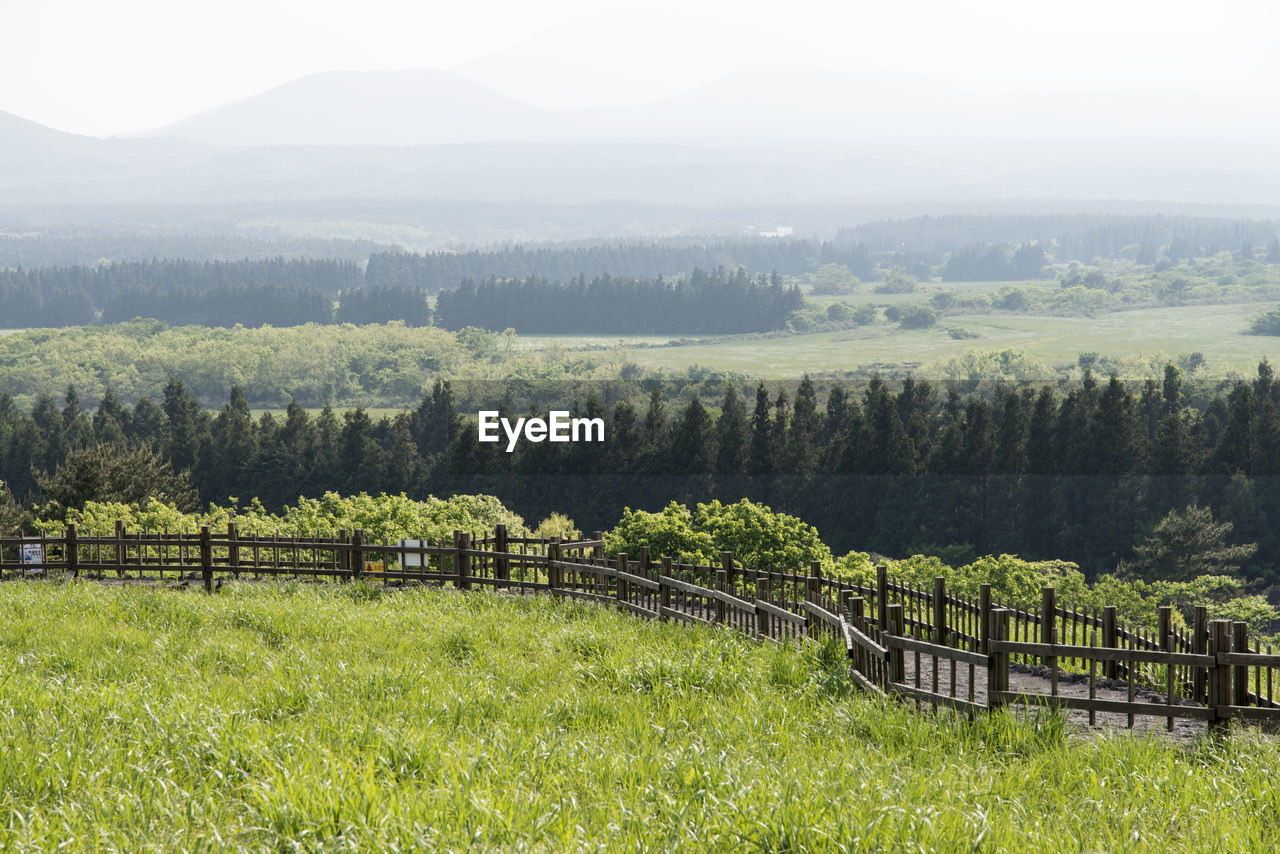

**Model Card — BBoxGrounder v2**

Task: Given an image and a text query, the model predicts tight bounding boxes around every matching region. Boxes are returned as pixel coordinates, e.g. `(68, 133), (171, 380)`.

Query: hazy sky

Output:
(3, 0), (1276, 137)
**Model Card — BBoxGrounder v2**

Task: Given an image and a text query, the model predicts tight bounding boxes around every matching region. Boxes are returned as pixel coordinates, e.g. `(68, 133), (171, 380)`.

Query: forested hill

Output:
(366, 242), (873, 291)
(9, 365), (1280, 579)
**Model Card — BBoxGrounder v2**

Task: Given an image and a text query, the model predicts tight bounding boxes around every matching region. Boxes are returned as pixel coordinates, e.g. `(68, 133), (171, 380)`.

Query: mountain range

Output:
(141, 66), (1280, 148)
(1, 67), (1278, 214)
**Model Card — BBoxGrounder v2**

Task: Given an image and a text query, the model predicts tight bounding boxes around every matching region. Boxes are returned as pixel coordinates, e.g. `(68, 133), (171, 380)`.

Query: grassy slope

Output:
(1, 582), (1277, 851)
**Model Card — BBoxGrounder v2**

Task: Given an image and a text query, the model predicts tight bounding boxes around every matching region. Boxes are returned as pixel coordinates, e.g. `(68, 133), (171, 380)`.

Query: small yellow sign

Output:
(364, 561), (384, 574)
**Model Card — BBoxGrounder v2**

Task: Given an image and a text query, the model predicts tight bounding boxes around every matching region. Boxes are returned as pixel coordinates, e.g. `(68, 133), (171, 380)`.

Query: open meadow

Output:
(551, 302), (1279, 378)
(2, 580), (1278, 852)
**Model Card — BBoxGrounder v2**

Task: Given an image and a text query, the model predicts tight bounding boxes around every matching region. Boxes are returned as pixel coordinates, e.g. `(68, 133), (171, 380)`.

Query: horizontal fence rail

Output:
(2, 522), (1276, 735)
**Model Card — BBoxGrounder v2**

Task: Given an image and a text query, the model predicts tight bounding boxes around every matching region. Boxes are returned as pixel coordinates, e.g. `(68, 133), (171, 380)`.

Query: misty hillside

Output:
(138, 66), (1280, 148)
(150, 70), (548, 147)
(0, 110), (210, 183)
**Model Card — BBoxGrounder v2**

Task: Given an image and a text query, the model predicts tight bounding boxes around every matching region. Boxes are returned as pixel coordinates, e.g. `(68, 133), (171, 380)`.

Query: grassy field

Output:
(2, 582), (1278, 851)
(539, 302), (1280, 378)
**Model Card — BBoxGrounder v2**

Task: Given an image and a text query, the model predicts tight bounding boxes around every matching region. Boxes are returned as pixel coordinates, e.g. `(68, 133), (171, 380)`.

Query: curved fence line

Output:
(2, 523), (1275, 734)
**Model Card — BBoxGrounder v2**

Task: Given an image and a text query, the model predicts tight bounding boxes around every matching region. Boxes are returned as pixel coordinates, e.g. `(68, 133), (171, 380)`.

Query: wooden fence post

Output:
(546, 537), (561, 592)
(722, 552), (735, 598)
(227, 522), (240, 579)
(1159, 605), (1174, 731)
(639, 546), (651, 580)
(1233, 622), (1249, 707)
(876, 563), (888, 631)
(115, 519), (126, 577)
(337, 529), (349, 581)
(659, 555), (672, 620)
(934, 576), (947, 646)
(1209, 619), (1233, 732)
(1042, 586), (1057, 688)
(200, 525), (213, 593)
(1102, 606), (1118, 680)
(352, 529), (365, 581)
(66, 523), (78, 579)
(494, 524), (509, 582)
(616, 553), (628, 608)
(1192, 605), (1209, 703)
(886, 603), (905, 684)
(849, 596), (865, 674)
(988, 608), (1010, 711)
(457, 531), (472, 590)
(756, 574), (771, 639)
(715, 569), (727, 625)
(593, 532), (604, 565)
(805, 562), (821, 637)
(979, 583), (991, 654)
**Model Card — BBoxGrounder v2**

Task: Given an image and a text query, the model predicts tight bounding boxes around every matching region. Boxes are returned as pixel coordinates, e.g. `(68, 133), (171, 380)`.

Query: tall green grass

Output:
(0, 581), (1275, 851)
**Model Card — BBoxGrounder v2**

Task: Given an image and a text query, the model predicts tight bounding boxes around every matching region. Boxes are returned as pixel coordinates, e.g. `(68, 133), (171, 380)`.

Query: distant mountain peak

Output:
(146, 69), (548, 147)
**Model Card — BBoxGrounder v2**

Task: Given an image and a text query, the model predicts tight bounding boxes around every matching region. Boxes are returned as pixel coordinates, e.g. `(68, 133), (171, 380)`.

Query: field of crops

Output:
(2, 581), (1277, 851)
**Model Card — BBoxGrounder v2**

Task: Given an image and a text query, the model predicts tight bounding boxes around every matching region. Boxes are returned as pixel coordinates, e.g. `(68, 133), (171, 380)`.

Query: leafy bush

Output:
(850, 305), (878, 325)
(1249, 307), (1280, 336)
(605, 498), (831, 569)
(35, 492), (529, 544)
(605, 502), (716, 563)
(894, 304), (939, 329)
(532, 512), (582, 540)
(809, 264), (861, 295)
(872, 269), (919, 294)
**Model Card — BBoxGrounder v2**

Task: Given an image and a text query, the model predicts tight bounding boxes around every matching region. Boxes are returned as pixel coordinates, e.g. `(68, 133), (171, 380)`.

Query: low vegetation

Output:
(1, 581), (1278, 850)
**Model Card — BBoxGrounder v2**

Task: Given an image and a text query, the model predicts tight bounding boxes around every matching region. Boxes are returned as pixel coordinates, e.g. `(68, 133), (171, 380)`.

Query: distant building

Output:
(746, 225), (794, 238)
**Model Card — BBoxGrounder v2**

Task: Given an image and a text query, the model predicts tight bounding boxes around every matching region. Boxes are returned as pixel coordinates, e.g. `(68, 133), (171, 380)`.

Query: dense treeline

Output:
(366, 242), (875, 293)
(434, 269), (802, 334)
(335, 286), (430, 327)
(941, 244), (1047, 282)
(0, 258), (364, 328)
(840, 214), (1280, 260)
(0, 234), (384, 270)
(6, 218), (1279, 332)
(0, 258), (361, 304)
(99, 284), (334, 327)
(8, 365), (1280, 581)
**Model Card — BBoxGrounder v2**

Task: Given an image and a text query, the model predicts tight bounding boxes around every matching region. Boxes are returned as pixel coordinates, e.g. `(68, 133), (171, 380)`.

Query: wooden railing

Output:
(3, 523), (1277, 734)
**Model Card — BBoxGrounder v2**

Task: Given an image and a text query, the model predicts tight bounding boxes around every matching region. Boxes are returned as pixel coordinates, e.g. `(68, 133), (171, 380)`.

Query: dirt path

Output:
(901, 651), (1208, 740)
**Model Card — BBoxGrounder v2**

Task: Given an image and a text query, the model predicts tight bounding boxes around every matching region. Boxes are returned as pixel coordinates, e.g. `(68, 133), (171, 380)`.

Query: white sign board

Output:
(400, 539), (426, 567)
(20, 543), (44, 575)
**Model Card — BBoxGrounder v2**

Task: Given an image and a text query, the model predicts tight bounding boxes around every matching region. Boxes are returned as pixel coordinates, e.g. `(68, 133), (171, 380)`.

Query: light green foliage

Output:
(808, 263), (861, 295)
(1091, 573), (1279, 633)
(605, 501), (717, 563)
(872, 268), (919, 294)
(607, 499), (832, 569)
(885, 303), (939, 329)
(832, 552), (1087, 605)
(4, 582), (1280, 850)
(691, 499), (832, 570)
(933, 348), (1057, 388)
(532, 512), (582, 540)
(0, 320), (624, 408)
(834, 549), (1280, 633)
(35, 492), (528, 543)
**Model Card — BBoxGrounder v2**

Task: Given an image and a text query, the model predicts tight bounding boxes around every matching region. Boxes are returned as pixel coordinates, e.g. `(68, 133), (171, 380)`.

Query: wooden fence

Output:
(3, 522), (1278, 734)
